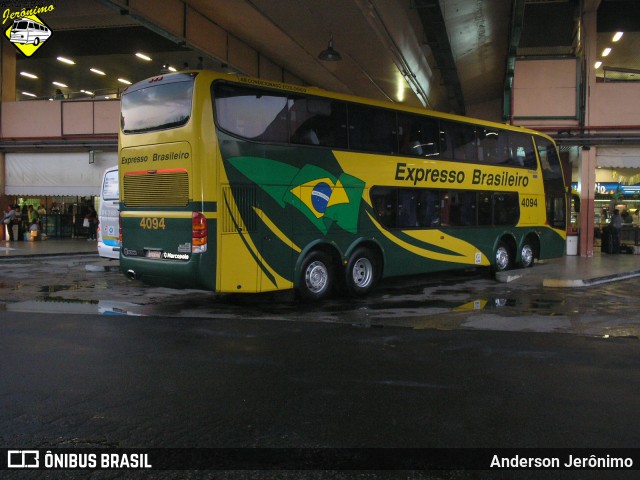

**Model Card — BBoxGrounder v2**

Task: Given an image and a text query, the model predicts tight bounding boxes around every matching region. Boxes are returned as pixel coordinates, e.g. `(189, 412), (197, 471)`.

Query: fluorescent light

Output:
(118, 78), (132, 85)
(81, 90), (94, 96)
(602, 47), (612, 57)
(168, 66), (177, 72)
(613, 32), (623, 42)
(135, 52), (152, 61)
(595, 61), (602, 69)
(57, 56), (75, 65)
(52, 81), (68, 87)
(21, 91), (37, 97)
(90, 68), (106, 75)
(20, 71), (38, 79)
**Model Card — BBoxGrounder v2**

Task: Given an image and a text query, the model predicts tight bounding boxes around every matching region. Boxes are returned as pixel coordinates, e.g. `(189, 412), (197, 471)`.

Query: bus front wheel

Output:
(344, 248), (379, 296)
(298, 251), (334, 301)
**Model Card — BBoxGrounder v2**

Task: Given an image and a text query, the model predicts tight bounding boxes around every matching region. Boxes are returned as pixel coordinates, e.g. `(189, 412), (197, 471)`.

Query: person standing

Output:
(27, 205), (39, 238)
(2, 205), (16, 241)
(12, 205), (22, 241)
(85, 206), (97, 240)
(611, 209), (623, 253)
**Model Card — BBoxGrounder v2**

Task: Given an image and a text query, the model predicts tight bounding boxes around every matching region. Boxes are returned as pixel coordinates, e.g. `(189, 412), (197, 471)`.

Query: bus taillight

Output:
(192, 212), (207, 253)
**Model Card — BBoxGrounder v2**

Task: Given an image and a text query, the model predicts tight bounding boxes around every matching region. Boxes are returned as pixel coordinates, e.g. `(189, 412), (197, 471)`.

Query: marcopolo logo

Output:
(3, 4), (55, 57)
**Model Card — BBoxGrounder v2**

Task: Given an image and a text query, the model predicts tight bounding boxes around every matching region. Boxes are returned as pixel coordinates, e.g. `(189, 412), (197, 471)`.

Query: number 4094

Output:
(139, 217), (166, 230)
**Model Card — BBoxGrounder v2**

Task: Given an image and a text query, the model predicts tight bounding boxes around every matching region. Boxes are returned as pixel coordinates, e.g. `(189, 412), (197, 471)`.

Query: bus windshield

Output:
(102, 168), (119, 201)
(121, 78), (194, 134)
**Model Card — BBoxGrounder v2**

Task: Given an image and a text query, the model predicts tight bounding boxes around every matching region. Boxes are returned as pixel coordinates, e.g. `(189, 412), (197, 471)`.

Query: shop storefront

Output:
(2, 151), (117, 240)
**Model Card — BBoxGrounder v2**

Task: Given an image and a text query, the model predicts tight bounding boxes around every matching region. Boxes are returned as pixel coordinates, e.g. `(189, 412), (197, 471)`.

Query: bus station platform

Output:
(0, 238), (99, 258)
(2, 237), (640, 289)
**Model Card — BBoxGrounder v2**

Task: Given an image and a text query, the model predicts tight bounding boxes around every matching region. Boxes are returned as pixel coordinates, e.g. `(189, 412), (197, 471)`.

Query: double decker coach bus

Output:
(118, 71), (567, 300)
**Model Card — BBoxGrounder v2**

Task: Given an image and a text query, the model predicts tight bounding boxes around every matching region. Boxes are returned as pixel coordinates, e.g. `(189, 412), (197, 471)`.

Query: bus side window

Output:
(441, 122), (477, 162)
(508, 132), (536, 168)
(371, 187), (397, 228)
(397, 114), (440, 157)
(416, 190), (441, 227)
(449, 191), (477, 226)
(477, 128), (504, 164)
(289, 97), (347, 148)
(398, 189), (418, 227)
(214, 84), (288, 143)
(348, 105), (397, 154)
(536, 138), (563, 180)
(494, 192), (520, 225)
(547, 194), (566, 229)
(478, 192), (492, 226)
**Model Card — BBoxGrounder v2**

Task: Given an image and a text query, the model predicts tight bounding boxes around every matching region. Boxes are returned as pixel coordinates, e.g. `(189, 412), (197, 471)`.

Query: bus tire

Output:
(34, 38), (40, 46)
(520, 241), (535, 268)
(344, 247), (379, 296)
(298, 251), (334, 301)
(494, 241), (512, 272)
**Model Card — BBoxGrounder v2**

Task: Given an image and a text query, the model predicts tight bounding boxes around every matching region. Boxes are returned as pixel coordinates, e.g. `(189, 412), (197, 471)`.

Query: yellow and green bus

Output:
(118, 71), (567, 300)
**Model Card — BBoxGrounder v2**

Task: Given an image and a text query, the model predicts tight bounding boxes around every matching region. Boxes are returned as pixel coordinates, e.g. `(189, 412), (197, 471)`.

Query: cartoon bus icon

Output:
(10, 18), (51, 45)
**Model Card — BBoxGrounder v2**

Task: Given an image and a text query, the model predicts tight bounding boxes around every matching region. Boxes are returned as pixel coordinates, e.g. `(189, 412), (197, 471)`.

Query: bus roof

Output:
(127, 69), (556, 143)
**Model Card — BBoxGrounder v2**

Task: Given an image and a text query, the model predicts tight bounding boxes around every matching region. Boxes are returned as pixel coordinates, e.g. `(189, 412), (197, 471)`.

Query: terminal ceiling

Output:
(13, 0), (640, 118)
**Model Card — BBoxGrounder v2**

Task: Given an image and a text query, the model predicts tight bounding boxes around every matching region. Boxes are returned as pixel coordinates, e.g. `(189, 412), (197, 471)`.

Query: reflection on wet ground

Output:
(1, 256), (640, 338)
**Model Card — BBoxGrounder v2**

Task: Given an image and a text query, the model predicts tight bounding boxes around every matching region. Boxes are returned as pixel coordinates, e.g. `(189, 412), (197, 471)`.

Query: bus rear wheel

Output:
(344, 247), (379, 296)
(520, 241), (535, 268)
(494, 242), (512, 272)
(298, 251), (334, 301)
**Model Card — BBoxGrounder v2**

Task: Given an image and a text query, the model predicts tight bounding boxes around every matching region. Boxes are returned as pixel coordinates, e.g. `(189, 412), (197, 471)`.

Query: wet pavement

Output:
(2, 311), (640, 480)
(2, 239), (640, 479)
(2, 238), (640, 337)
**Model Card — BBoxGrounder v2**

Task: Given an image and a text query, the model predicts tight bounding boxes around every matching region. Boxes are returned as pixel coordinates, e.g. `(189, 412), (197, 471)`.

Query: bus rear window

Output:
(121, 80), (193, 134)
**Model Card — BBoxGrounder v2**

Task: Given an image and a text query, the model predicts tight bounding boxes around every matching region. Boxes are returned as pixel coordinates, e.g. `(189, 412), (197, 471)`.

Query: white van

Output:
(10, 18), (52, 45)
(97, 166), (120, 259)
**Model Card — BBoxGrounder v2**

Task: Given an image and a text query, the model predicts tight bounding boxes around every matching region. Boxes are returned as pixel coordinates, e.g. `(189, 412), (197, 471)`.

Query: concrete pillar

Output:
(578, 2), (600, 256)
(1, 39), (16, 102)
(1, 39), (17, 223)
(579, 147), (596, 256)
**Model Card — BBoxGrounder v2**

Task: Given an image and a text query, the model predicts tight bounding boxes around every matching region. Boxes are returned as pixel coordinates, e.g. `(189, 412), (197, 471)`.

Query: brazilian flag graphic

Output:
(228, 157), (365, 234)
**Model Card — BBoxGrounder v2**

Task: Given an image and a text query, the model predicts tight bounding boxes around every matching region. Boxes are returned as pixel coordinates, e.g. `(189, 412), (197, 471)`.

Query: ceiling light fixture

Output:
(90, 68), (106, 75)
(20, 71), (38, 79)
(81, 90), (94, 96)
(118, 78), (132, 85)
(594, 61), (602, 69)
(135, 52), (152, 61)
(21, 91), (37, 97)
(52, 81), (68, 88)
(318, 34), (342, 61)
(612, 32), (623, 42)
(168, 66), (177, 72)
(602, 47), (611, 57)
(57, 56), (75, 65)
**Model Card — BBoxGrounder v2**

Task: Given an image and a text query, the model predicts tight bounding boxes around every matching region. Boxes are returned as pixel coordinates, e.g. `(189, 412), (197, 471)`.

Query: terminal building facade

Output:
(1, 0), (639, 255)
